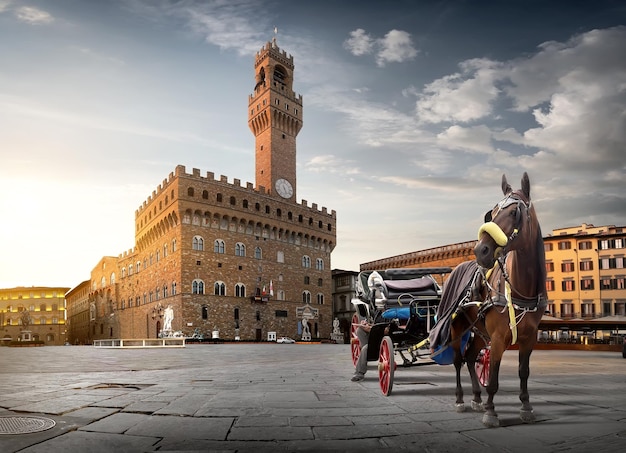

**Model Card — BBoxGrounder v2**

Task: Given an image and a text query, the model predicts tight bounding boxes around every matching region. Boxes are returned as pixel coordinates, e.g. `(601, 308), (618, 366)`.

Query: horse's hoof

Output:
(520, 409), (535, 423)
(482, 413), (500, 427)
(471, 400), (485, 412)
(455, 403), (466, 413)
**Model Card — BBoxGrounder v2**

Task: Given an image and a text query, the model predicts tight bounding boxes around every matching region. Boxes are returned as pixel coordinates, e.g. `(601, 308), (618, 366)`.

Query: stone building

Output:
(0, 286), (69, 345)
(65, 279), (90, 345)
(78, 39), (336, 342)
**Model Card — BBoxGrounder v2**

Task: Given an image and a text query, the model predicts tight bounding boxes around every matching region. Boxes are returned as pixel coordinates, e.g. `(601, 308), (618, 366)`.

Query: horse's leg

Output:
(465, 337), (485, 412)
(453, 343), (465, 412)
(518, 341), (536, 423)
(482, 338), (505, 427)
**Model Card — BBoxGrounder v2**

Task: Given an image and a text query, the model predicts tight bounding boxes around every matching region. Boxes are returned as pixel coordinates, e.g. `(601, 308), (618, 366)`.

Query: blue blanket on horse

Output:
(428, 260), (480, 356)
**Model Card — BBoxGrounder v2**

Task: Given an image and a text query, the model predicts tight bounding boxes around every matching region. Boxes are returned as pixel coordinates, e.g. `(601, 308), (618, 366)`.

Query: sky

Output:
(1, 0), (625, 289)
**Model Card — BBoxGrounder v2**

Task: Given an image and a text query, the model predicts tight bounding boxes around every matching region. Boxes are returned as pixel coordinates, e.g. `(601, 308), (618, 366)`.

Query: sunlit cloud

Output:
(344, 28), (418, 66)
(15, 6), (53, 24)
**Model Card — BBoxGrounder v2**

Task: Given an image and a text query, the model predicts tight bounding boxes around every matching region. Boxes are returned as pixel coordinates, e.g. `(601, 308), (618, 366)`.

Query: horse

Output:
(450, 172), (547, 427)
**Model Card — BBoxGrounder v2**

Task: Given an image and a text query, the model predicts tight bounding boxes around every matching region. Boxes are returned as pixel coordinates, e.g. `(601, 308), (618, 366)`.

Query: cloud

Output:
(15, 6), (53, 24)
(416, 58), (502, 123)
(344, 28), (418, 66)
(343, 28), (374, 56)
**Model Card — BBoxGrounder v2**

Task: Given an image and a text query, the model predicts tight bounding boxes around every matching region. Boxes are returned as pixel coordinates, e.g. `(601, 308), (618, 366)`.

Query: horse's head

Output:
(474, 172), (534, 269)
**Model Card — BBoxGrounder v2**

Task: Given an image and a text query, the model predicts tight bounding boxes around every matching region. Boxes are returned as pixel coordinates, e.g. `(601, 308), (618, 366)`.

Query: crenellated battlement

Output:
(135, 165), (335, 219)
(255, 41), (294, 68)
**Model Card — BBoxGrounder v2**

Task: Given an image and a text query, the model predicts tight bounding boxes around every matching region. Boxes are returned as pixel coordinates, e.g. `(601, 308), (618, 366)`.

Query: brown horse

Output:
(450, 172), (547, 427)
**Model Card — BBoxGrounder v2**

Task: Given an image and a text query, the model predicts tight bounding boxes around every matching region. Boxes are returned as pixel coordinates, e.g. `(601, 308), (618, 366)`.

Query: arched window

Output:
(214, 239), (225, 254)
(172, 239), (177, 252)
(302, 255), (311, 268)
(121, 268), (126, 278)
(187, 187), (194, 197)
(316, 258), (324, 270)
(202, 190), (209, 199)
(163, 284), (168, 298)
(317, 293), (324, 305)
(172, 281), (177, 295)
(101, 276), (106, 288)
(302, 291), (311, 304)
(255, 247), (262, 259)
(235, 283), (246, 297)
(235, 242), (246, 257)
(192, 279), (205, 295)
(277, 289), (285, 301)
(214, 281), (226, 296)
(192, 236), (204, 251)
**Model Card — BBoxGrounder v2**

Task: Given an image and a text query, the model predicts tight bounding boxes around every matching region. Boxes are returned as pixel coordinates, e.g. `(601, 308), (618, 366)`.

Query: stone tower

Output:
(248, 38), (303, 201)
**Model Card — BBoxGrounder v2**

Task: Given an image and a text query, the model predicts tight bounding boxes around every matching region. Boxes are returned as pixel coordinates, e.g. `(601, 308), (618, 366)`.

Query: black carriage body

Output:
(354, 268), (451, 362)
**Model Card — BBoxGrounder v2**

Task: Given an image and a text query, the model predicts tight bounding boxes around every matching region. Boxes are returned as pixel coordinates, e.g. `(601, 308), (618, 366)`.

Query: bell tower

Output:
(248, 38), (302, 200)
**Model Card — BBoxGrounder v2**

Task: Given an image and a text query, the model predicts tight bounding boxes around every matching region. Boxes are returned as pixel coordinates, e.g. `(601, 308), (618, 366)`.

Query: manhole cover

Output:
(0, 416), (56, 435)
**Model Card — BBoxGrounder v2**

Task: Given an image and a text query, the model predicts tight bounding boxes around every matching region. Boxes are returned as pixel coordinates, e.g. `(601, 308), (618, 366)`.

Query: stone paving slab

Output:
(0, 345), (625, 452)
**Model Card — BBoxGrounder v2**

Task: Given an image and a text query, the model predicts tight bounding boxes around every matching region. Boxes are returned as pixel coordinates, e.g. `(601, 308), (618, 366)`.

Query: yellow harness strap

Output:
(477, 221), (508, 246)
(505, 281), (517, 345)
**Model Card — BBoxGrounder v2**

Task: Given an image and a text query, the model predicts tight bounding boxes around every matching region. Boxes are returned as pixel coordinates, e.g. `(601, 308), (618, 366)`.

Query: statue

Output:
(333, 318), (341, 335)
(163, 305), (174, 332)
(301, 318), (311, 341)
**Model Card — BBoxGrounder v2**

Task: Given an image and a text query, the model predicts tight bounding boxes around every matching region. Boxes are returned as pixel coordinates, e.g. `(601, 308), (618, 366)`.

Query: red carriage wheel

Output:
(378, 336), (395, 396)
(351, 313), (361, 366)
(475, 346), (491, 387)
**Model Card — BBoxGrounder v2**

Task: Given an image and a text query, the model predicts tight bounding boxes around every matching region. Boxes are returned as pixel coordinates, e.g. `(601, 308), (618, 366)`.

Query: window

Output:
(202, 306), (208, 320)
(235, 242), (246, 257)
(304, 276), (310, 285)
(558, 241), (571, 250)
(544, 243), (553, 252)
(172, 239), (177, 252)
(163, 285), (168, 298)
(230, 196), (236, 205)
(192, 236), (204, 251)
(546, 262), (554, 272)
(317, 293), (324, 304)
(562, 280), (575, 291)
(192, 280), (204, 294)
(277, 251), (284, 263)
(172, 282), (177, 295)
(546, 280), (555, 291)
(302, 255), (311, 268)
(255, 247), (262, 259)
(579, 241), (593, 250)
(214, 282), (226, 296)
(580, 261), (593, 271)
(561, 262), (574, 272)
(235, 283), (246, 297)
(581, 278), (594, 290)
(302, 291), (311, 304)
(187, 187), (194, 197)
(316, 258), (324, 270)
(277, 289), (285, 301)
(202, 190), (209, 199)
(214, 239), (225, 254)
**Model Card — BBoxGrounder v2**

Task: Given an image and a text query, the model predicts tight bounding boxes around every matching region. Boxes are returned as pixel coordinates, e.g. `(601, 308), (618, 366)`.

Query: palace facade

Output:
(0, 286), (69, 345)
(67, 39), (336, 343)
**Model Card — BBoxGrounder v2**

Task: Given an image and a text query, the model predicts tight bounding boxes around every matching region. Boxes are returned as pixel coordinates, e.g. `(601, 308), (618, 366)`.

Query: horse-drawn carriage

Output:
(350, 267), (452, 395)
(351, 173), (546, 428)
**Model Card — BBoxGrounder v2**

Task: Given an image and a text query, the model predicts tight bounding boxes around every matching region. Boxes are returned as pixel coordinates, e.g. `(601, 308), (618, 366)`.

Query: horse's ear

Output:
(521, 172), (531, 200)
(501, 174), (512, 195)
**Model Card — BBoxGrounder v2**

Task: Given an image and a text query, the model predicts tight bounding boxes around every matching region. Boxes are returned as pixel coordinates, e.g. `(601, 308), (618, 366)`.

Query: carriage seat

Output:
(381, 306), (411, 321)
(383, 277), (438, 301)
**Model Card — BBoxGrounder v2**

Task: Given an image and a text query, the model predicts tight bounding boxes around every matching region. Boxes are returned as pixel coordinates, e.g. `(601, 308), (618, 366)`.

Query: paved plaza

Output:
(0, 343), (625, 452)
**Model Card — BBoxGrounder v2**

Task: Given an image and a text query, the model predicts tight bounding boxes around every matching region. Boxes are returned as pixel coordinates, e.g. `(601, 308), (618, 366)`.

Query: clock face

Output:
(275, 178), (293, 198)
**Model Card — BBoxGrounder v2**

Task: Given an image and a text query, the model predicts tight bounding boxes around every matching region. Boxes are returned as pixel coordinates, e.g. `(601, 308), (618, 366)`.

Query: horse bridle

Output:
(478, 192), (531, 257)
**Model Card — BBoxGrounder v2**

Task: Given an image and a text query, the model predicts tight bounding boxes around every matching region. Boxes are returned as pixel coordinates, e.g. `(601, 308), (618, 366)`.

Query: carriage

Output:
(350, 267), (488, 396)
(352, 173), (546, 428)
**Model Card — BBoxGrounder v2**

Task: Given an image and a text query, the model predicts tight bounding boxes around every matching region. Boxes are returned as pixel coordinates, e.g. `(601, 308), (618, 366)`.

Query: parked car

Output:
(277, 337), (296, 344)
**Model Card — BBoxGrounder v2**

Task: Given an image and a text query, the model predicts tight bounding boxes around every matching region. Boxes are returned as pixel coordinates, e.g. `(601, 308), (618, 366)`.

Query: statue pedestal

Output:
(20, 330), (32, 341)
(331, 333), (344, 344)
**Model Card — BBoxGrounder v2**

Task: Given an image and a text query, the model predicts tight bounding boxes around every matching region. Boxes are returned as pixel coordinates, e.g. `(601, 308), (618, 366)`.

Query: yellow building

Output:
(544, 223), (626, 320)
(0, 286), (69, 345)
